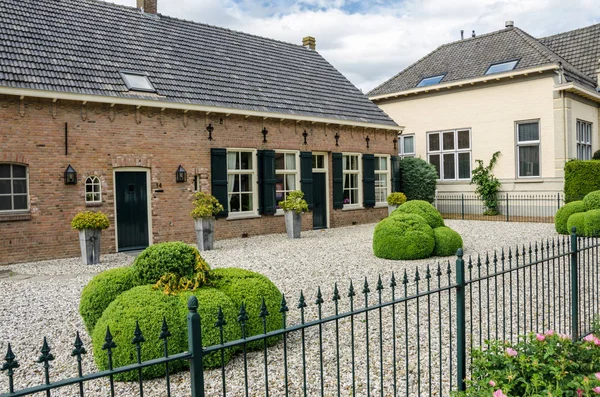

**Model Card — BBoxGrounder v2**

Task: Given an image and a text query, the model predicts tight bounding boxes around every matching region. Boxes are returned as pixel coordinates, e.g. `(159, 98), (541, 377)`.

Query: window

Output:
(119, 71), (155, 92)
(0, 164), (28, 212)
(85, 176), (101, 203)
(312, 154), (325, 170)
(227, 150), (256, 214)
(374, 156), (390, 204)
(485, 60), (519, 75)
(577, 120), (592, 160)
(427, 129), (471, 180)
(342, 154), (361, 206)
(417, 74), (445, 87)
(516, 121), (540, 177)
(275, 151), (299, 208)
(399, 135), (415, 158)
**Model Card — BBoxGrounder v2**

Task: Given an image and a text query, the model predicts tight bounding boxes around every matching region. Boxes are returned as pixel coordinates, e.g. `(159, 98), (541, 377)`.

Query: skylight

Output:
(485, 60), (519, 75)
(417, 74), (445, 88)
(119, 71), (155, 92)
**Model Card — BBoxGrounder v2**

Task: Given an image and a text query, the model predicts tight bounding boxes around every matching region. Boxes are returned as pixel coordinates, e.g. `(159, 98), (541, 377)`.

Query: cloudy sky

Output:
(105, 0), (600, 93)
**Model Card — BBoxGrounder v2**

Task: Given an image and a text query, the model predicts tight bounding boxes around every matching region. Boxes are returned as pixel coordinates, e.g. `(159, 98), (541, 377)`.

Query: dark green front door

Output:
(115, 171), (149, 251)
(312, 173), (327, 229)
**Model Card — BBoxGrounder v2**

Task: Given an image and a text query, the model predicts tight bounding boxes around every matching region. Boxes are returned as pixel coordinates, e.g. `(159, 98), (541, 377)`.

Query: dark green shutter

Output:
(363, 154), (375, 208)
(210, 148), (229, 218)
(332, 152), (344, 209)
(391, 156), (401, 193)
(300, 151), (313, 210)
(258, 150), (276, 215)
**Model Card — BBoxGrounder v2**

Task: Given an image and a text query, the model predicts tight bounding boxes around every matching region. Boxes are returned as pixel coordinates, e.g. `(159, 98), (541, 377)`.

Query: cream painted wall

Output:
(377, 75), (563, 193)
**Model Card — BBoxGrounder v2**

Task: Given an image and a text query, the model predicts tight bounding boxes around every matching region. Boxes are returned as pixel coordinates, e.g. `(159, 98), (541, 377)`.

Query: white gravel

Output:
(0, 220), (559, 396)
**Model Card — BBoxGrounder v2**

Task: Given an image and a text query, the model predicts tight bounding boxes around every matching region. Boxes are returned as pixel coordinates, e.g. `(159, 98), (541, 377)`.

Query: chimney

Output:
(302, 36), (316, 51)
(472, 30), (476, 38)
(137, 0), (157, 14)
(460, 30), (464, 40)
(505, 20), (514, 28)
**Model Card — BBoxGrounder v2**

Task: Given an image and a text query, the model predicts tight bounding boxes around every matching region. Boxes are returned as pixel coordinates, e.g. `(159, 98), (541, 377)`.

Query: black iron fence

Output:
(2, 230), (599, 396)
(435, 193), (566, 223)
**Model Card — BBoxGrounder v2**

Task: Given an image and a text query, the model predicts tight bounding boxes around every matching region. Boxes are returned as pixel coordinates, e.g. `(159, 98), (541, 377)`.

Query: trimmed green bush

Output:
(432, 226), (463, 257)
(593, 149), (600, 160)
(133, 242), (208, 285)
(92, 285), (239, 380)
(554, 200), (585, 235)
(398, 157), (438, 203)
(567, 212), (586, 236)
(210, 268), (282, 349)
(79, 267), (138, 333)
(393, 200), (444, 229)
(584, 190), (600, 211)
(372, 213), (435, 260)
(564, 160), (600, 203)
(584, 209), (600, 237)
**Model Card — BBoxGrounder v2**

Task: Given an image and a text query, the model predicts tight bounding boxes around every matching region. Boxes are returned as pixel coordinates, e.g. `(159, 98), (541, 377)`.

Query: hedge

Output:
(132, 242), (209, 285)
(584, 209), (600, 237)
(373, 213), (435, 260)
(554, 201), (585, 235)
(567, 212), (586, 237)
(398, 157), (438, 203)
(393, 200), (444, 229)
(584, 190), (600, 211)
(564, 160), (600, 203)
(432, 226), (463, 257)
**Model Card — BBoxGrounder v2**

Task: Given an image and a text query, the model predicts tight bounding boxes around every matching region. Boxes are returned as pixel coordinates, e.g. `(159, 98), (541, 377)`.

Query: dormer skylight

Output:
(417, 74), (445, 88)
(485, 60), (519, 75)
(119, 71), (155, 92)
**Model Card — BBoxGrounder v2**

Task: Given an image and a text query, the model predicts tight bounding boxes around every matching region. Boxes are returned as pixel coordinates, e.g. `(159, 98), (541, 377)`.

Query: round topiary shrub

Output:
(132, 242), (209, 285)
(554, 200), (586, 235)
(583, 190), (600, 211)
(593, 149), (600, 160)
(398, 157), (438, 203)
(393, 200), (444, 229)
(372, 213), (435, 260)
(432, 226), (463, 257)
(92, 285), (239, 380)
(79, 266), (139, 333)
(567, 212), (586, 236)
(210, 268), (282, 349)
(584, 209), (600, 237)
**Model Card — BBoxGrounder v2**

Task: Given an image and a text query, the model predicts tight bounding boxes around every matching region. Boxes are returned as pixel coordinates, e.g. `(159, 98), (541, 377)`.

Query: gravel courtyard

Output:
(0, 220), (558, 396)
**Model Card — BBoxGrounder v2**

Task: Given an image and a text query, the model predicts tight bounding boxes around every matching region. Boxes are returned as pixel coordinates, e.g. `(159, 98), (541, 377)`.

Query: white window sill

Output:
(515, 178), (543, 183)
(374, 203), (388, 208)
(226, 213), (261, 221)
(342, 205), (364, 211)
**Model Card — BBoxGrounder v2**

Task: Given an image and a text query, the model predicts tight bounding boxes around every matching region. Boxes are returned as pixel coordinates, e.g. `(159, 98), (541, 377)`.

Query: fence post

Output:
(187, 296), (205, 397)
(557, 192), (561, 211)
(570, 227), (579, 340)
(455, 248), (466, 391)
(506, 194), (509, 222)
(461, 194), (465, 220)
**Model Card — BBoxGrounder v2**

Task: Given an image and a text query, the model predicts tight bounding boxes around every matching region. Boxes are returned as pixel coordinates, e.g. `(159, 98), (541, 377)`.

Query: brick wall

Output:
(0, 95), (397, 265)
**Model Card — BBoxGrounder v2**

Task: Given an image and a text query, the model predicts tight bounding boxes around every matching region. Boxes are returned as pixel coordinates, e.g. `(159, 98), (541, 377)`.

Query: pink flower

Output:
(505, 347), (517, 357)
(578, 389), (584, 397)
(594, 337), (600, 346)
(493, 390), (508, 397)
(596, 372), (600, 381)
(545, 329), (555, 336)
(584, 334), (595, 342)
(560, 333), (571, 340)
(536, 333), (545, 342)
(593, 387), (600, 394)
(489, 380), (496, 387)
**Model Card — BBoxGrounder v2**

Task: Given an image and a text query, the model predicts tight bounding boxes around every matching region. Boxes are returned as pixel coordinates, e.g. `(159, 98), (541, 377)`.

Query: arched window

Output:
(85, 176), (102, 203)
(0, 163), (29, 212)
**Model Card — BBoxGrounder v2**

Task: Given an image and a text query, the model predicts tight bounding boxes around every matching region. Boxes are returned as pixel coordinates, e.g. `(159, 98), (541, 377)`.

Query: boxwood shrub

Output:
(79, 267), (138, 333)
(584, 209), (600, 237)
(398, 157), (438, 203)
(372, 213), (435, 260)
(432, 226), (463, 257)
(564, 160), (600, 203)
(554, 200), (585, 235)
(133, 242), (209, 285)
(583, 190), (600, 211)
(567, 212), (586, 236)
(392, 200), (444, 229)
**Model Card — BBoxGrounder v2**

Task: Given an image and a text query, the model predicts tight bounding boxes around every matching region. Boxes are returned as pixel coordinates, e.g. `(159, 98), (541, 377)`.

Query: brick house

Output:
(0, 0), (402, 265)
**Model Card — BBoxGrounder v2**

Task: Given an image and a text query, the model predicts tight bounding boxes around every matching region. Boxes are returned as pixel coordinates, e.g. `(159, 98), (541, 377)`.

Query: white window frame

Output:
(515, 120), (541, 179)
(275, 150), (300, 215)
(85, 175), (102, 204)
(374, 155), (391, 206)
(226, 149), (258, 218)
(0, 163), (29, 213)
(426, 129), (472, 181)
(342, 153), (362, 209)
(399, 135), (415, 158)
(576, 120), (593, 161)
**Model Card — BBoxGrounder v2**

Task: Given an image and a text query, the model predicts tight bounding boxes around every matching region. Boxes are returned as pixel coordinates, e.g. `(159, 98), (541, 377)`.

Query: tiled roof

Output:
(369, 25), (598, 97)
(0, 0), (397, 127)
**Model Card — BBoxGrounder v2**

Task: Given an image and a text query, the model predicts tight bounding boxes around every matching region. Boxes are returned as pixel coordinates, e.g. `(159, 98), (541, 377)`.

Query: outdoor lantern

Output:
(64, 164), (77, 185)
(365, 136), (370, 149)
(175, 165), (187, 183)
(206, 123), (214, 141)
(393, 137), (398, 150)
(334, 132), (340, 146)
(302, 130), (308, 145)
(261, 127), (268, 143)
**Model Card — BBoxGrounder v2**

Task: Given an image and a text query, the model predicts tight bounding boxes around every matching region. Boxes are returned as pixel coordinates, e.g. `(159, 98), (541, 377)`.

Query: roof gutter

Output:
(369, 64), (560, 102)
(0, 86), (404, 131)
(554, 82), (600, 104)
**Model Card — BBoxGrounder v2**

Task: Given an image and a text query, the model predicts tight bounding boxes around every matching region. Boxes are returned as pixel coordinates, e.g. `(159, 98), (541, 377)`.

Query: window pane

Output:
(417, 75), (444, 87)
(13, 180), (27, 194)
(285, 154), (296, 170)
(227, 152), (238, 170)
(0, 164), (10, 178)
(0, 180), (10, 194)
(241, 194), (252, 211)
(240, 174), (252, 192)
(12, 165), (26, 178)
(518, 122), (539, 142)
(429, 155), (441, 178)
(458, 153), (471, 179)
(229, 194), (240, 212)
(519, 146), (540, 177)
(457, 130), (470, 149)
(443, 153), (456, 179)
(13, 195), (27, 210)
(485, 60), (518, 75)
(443, 132), (455, 150)
(86, 193), (94, 202)
(286, 174), (296, 191)
(0, 196), (10, 210)
(240, 152), (252, 170)
(275, 153), (284, 170)
(429, 134), (440, 152)
(403, 136), (415, 153)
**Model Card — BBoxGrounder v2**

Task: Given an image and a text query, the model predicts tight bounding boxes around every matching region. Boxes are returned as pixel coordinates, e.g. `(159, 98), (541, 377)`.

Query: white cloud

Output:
(105, 0), (600, 92)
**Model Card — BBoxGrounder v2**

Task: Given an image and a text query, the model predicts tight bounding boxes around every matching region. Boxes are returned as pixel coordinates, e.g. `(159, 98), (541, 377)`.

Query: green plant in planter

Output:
(71, 211), (110, 230)
(190, 192), (223, 218)
(387, 192), (407, 206)
(279, 190), (309, 213)
(470, 151), (502, 215)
